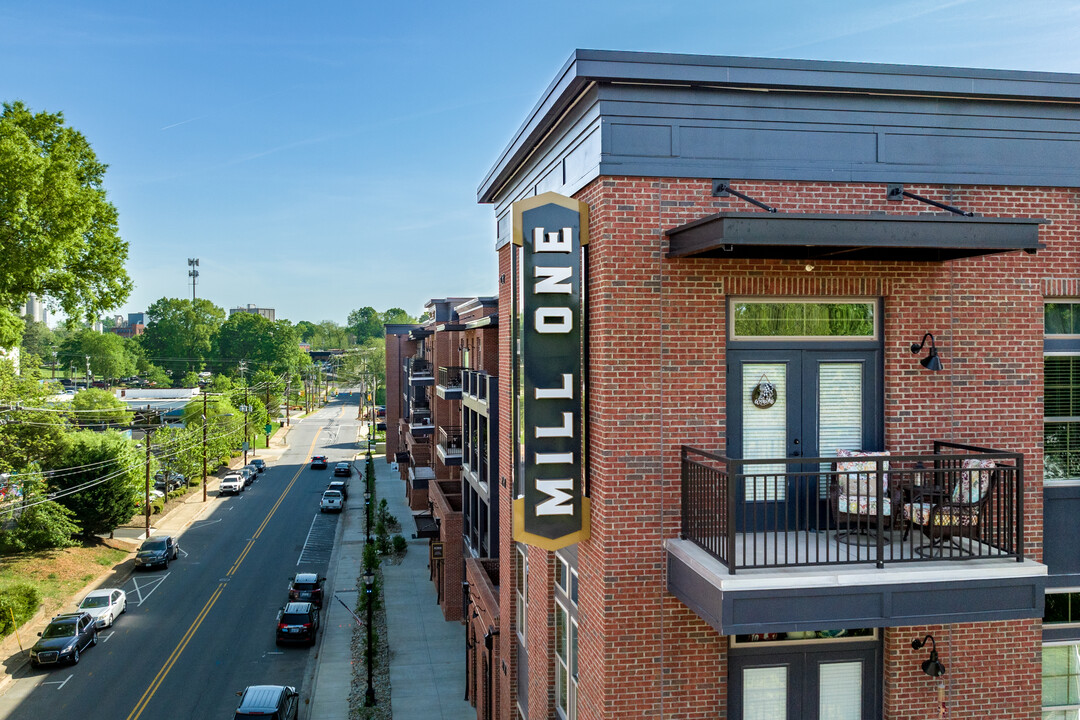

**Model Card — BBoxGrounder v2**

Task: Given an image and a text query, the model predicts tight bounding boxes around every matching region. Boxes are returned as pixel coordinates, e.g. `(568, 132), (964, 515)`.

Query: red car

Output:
(310, 455), (327, 469)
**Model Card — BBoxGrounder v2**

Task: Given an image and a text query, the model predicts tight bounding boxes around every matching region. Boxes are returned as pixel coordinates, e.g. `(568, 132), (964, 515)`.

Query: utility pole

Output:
(188, 258), (199, 302)
(202, 388), (209, 502)
(85, 355), (91, 390)
(143, 408), (159, 539)
(240, 361), (250, 465)
(51, 351), (57, 380)
(285, 377), (291, 427)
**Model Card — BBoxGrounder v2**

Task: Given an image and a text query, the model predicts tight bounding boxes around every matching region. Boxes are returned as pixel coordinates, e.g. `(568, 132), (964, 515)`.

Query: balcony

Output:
(406, 356), (434, 387)
(463, 370), (496, 412)
(437, 426), (463, 466)
(436, 366), (465, 400)
(668, 442), (1046, 635)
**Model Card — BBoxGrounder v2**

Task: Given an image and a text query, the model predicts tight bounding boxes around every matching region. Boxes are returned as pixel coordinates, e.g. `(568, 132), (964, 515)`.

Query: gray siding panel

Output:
(679, 125), (878, 163)
(1045, 484), (1080, 583)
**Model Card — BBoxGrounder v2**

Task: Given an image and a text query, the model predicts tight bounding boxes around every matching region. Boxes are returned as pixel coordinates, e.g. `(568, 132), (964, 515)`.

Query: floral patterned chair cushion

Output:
(952, 458), (996, 504)
(837, 493), (892, 516)
(836, 449), (891, 498)
(902, 502), (979, 526)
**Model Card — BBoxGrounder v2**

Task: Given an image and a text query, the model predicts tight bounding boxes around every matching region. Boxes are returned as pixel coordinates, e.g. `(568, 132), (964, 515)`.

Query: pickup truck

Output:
(219, 473), (244, 496)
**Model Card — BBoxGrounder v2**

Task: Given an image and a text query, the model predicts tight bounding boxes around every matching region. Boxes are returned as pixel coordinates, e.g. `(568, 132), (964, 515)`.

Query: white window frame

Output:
(516, 545), (527, 640)
(729, 297), (879, 342)
(1046, 300), (1080, 485)
(555, 599), (579, 720)
(1042, 639), (1080, 719)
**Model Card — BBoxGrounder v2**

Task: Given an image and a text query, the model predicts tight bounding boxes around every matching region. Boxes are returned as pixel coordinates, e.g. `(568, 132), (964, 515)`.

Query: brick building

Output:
(462, 50), (1080, 720)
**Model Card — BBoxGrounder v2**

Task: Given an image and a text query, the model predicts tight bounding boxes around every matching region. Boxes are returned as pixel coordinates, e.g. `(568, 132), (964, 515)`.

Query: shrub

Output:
(391, 534), (407, 553)
(363, 541), (380, 572)
(0, 584), (41, 636)
(376, 536), (391, 555)
(0, 502), (79, 552)
(151, 498), (165, 514)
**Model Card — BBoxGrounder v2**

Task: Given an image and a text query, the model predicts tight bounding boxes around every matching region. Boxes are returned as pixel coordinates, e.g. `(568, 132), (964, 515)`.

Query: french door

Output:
(729, 642), (881, 720)
(726, 349), (881, 531)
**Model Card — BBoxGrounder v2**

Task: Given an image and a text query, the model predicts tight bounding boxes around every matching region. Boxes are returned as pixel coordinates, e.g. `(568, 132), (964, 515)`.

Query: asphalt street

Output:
(0, 394), (363, 720)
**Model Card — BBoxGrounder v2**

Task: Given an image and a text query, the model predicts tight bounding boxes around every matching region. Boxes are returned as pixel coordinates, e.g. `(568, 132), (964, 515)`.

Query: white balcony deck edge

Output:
(667, 537), (1046, 593)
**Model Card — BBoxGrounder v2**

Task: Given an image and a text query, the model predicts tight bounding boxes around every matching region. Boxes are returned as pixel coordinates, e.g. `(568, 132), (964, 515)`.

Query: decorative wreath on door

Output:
(751, 374), (776, 409)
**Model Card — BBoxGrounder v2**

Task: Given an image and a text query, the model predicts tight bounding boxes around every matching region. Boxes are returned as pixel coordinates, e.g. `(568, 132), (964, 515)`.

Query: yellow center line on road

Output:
(126, 422), (329, 720)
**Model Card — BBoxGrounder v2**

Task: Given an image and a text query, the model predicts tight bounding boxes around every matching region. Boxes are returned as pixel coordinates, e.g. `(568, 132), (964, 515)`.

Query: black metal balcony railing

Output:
(680, 441), (1024, 574)
(438, 366), (465, 389)
(438, 426), (463, 453)
(410, 407), (432, 425)
(406, 356), (433, 376)
(463, 369), (490, 401)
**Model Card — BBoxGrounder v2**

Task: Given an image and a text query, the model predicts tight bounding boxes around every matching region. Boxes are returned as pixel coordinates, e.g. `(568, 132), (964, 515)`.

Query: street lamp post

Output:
(364, 567), (376, 707)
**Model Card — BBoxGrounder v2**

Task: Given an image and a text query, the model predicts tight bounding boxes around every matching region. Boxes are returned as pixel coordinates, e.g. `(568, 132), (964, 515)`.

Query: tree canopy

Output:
(48, 429), (141, 536)
(0, 101), (132, 348)
(70, 387), (132, 428)
(60, 328), (136, 383)
(139, 297), (226, 372)
(214, 312), (301, 375)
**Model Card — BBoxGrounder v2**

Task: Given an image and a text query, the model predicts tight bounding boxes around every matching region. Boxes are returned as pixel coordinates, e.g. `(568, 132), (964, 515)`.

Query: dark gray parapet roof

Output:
(478, 49), (1080, 203)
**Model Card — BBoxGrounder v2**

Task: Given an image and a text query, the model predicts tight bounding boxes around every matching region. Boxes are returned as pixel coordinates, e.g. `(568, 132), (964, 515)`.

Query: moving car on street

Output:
(310, 455), (328, 470)
(77, 588), (127, 628)
(275, 602), (320, 646)
(29, 612), (96, 667)
(233, 685), (299, 719)
(320, 489), (344, 513)
(287, 573), (325, 608)
(135, 535), (179, 570)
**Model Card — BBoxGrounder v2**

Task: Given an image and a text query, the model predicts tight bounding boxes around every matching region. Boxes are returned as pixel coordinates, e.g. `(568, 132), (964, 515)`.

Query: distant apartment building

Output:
(229, 304), (275, 321)
(106, 311), (146, 339)
(128, 312), (148, 326)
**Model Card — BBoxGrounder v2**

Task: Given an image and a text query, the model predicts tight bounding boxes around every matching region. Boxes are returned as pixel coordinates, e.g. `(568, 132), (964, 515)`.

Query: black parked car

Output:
(327, 480), (348, 500)
(135, 535), (180, 570)
(251, 458), (266, 472)
(30, 612), (96, 667)
(275, 602), (320, 646)
(287, 573), (325, 608)
(333, 462), (352, 477)
(153, 471), (186, 492)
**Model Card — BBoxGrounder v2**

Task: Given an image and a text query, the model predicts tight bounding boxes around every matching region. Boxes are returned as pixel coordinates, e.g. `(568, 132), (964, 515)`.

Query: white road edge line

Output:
(297, 515), (320, 566)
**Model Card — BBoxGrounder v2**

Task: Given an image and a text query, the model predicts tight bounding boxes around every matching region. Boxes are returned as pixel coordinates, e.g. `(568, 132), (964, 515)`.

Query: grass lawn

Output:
(0, 540), (130, 634)
(250, 422), (281, 450)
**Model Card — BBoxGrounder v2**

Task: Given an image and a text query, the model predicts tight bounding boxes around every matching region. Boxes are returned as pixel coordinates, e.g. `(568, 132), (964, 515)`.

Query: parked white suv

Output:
(220, 474), (244, 495)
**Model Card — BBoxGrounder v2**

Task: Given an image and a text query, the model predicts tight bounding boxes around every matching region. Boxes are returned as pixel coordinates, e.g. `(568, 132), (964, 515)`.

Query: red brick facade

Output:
(494, 177), (1063, 719)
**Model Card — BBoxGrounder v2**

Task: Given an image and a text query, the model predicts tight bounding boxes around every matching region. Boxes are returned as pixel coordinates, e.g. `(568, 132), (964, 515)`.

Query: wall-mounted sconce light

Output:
(911, 634), (946, 677)
(910, 333), (943, 372)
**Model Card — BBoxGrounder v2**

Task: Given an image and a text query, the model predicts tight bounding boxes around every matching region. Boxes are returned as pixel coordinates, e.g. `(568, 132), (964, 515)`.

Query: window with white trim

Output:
(1046, 302), (1080, 483)
(515, 545), (527, 640)
(555, 549), (579, 720)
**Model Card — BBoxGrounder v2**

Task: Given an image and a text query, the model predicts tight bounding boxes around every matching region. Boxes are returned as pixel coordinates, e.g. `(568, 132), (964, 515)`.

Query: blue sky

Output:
(3, 1), (1079, 325)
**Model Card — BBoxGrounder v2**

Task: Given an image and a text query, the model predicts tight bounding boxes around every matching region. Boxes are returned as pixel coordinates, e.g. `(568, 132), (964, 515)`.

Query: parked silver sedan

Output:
(77, 588), (127, 628)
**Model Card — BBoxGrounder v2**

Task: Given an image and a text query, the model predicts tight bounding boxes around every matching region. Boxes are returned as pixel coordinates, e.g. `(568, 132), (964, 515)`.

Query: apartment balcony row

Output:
(436, 366), (465, 400)
(405, 356), (434, 386)
(437, 426), (463, 466)
(668, 442), (1046, 635)
(462, 369), (495, 409)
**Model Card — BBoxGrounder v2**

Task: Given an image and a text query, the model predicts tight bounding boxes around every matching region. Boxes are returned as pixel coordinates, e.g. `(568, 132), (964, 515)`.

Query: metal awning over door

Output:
(666, 212), (1045, 261)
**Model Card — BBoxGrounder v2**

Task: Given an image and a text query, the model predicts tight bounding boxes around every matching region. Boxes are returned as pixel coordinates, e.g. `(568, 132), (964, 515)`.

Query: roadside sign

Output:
(265, 424), (272, 434)
(430, 542), (444, 561)
(242, 441), (250, 451)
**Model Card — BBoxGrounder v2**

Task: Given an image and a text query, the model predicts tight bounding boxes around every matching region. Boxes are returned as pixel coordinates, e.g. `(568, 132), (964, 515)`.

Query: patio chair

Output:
(829, 449), (892, 543)
(900, 458), (997, 556)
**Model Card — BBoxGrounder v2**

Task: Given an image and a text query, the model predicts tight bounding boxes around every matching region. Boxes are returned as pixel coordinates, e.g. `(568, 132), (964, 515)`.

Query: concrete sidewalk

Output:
(307, 448), (474, 719)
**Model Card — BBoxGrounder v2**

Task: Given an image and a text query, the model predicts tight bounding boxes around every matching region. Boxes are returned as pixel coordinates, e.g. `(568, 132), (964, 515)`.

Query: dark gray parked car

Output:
(30, 612), (97, 667)
(135, 535), (179, 570)
(234, 685), (299, 719)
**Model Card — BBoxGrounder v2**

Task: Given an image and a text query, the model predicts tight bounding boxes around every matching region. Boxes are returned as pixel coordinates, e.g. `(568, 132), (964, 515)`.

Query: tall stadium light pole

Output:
(187, 258), (199, 302)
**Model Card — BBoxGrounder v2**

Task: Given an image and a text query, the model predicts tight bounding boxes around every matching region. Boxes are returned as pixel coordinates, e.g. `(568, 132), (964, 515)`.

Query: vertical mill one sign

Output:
(512, 192), (590, 551)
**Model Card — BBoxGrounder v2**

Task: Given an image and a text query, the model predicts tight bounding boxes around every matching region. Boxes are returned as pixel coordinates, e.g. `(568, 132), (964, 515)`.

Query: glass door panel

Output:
(742, 362), (788, 502)
(744, 666), (789, 720)
(818, 661), (862, 720)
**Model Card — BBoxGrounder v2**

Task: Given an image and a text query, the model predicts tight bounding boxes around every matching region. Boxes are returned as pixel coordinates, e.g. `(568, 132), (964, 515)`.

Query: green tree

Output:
(0, 359), (67, 475)
(179, 371), (200, 388)
(293, 320), (316, 343)
(0, 500), (80, 552)
(70, 388), (132, 428)
(308, 320), (351, 350)
(182, 394), (242, 466)
(0, 101), (132, 349)
(139, 297), (225, 373)
(60, 329), (134, 384)
(214, 313), (300, 375)
(381, 307), (416, 326)
(347, 307), (383, 344)
(21, 316), (56, 362)
(48, 430), (141, 536)
(122, 336), (153, 375)
(143, 364), (171, 388)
